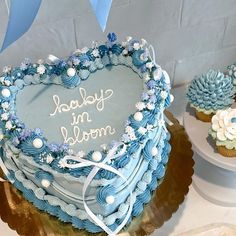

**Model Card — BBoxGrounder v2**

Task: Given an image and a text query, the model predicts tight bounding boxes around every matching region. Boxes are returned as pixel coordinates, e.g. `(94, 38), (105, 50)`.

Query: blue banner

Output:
(90, 0), (112, 32)
(1, 0), (42, 52)
(1, 0), (112, 53)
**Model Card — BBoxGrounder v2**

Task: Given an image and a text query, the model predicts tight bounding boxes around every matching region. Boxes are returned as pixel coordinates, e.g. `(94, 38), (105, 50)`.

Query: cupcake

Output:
(209, 108), (236, 157)
(187, 70), (235, 122)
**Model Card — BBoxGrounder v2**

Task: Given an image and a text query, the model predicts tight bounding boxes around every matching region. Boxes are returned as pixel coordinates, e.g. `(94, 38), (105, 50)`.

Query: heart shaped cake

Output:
(0, 33), (173, 235)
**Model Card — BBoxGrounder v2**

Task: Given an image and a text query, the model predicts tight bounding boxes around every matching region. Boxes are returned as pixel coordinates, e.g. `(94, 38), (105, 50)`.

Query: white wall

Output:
(0, 0), (236, 86)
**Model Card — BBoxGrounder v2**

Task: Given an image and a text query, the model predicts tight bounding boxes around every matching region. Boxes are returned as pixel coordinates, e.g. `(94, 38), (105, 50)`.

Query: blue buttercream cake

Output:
(0, 33), (173, 234)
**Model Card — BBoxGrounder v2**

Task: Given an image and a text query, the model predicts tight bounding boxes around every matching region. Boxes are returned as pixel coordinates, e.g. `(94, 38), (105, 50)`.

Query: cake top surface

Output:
(0, 33), (171, 177)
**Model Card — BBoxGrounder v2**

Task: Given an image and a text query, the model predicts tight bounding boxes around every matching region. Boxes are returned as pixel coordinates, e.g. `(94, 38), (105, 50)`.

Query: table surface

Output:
(1, 85), (236, 236)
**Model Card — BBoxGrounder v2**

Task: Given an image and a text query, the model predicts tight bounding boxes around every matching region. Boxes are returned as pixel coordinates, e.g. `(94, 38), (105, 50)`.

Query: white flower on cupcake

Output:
(212, 109), (236, 141)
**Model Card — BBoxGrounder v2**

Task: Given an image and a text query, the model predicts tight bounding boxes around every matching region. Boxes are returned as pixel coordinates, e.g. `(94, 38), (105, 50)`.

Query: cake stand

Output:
(184, 104), (236, 207)
(0, 111), (194, 236)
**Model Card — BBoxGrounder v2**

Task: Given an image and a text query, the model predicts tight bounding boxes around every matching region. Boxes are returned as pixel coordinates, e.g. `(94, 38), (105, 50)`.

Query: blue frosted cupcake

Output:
(187, 70), (235, 122)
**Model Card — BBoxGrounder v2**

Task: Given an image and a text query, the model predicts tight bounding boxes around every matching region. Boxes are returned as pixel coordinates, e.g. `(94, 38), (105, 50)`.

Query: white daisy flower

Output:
(5, 120), (13, 130)
(37, 65), (46, 75)
(135, 102), (146, 111)
(1, 113), (8, 121)
(138, 127), (147, 135)
(2, 102), (9, 110)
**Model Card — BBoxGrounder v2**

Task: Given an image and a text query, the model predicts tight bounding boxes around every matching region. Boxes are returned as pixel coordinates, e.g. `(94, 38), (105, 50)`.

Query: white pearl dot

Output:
(106, 195), (115, 204)
(67, 67), (76, 77)
(92, 151), (102, 162)
(41, 179), (50, 188)
(1, 88), (10, 98)
(33, 138), (43, 149)
(134, 112), (143, 121)
(151, 147), (158, 156)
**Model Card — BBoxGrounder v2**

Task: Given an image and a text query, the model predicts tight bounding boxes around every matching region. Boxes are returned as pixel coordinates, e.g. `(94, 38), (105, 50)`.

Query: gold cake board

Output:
(0, 111), (194, 236)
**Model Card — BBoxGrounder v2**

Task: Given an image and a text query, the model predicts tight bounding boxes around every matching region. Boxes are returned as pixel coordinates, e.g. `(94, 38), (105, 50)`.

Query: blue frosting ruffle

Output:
(111, 44), (123, 55)
(20, 134), (46, 155)
(97, 185), (116, 205)
(143, 140), (155, 162)
(35, 170), (54, 183)
(98, 45), (109, 57)
(132, 199), (143, 217)
(115, 153), (131, 168)
(132, 49), (146, 68)
(61, 74), (80, 88)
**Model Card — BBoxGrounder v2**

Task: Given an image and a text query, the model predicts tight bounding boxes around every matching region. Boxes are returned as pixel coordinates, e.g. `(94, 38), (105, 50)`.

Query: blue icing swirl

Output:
(11, 67), (25, 80)
(137, 190), (151, 204)
(71, 217), (83, 229)
(129, 112), (148, 129)
(115, 153), (131, 168)
(164, 93), (172, 108)
(149, 158), (158, 170)
(161, 142), (171, 164)
(98, 44), (109, 57)
(34, 198), (46, 210)
(61, 74), (80, 88)
(23, 188), (35, 203)
(83, 219), (102, 233)
(14, 79), (25, 89)
(108, 222), (119, 231)
(132, 199), (143, 217)
(45, 202), (60, 215)
(35, 170), (54, 183)
(187, 69), (234, 110)
(97, 185), (116, 205)
(128, 141), (140, 155)
(26, 65), (37, 75)
(20, 134), (46, 155)
(57, 210), (71, 222)
(148, 176), (158, 191)
(86, 50), (96, 61)
(99, 164), (116, 179)
(154, 163), (165, 179)
(143, 140), (154, 162)
(132, 49), (146, 68)
(111, 44), (123, 55)
(101, 54), (111, 66)
(79, 69), (90, 80)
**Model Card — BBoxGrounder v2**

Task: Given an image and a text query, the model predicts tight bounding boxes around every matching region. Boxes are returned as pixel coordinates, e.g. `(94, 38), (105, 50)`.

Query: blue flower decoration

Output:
(107, 33), (117, 43)
(187, 70), (235, 111)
